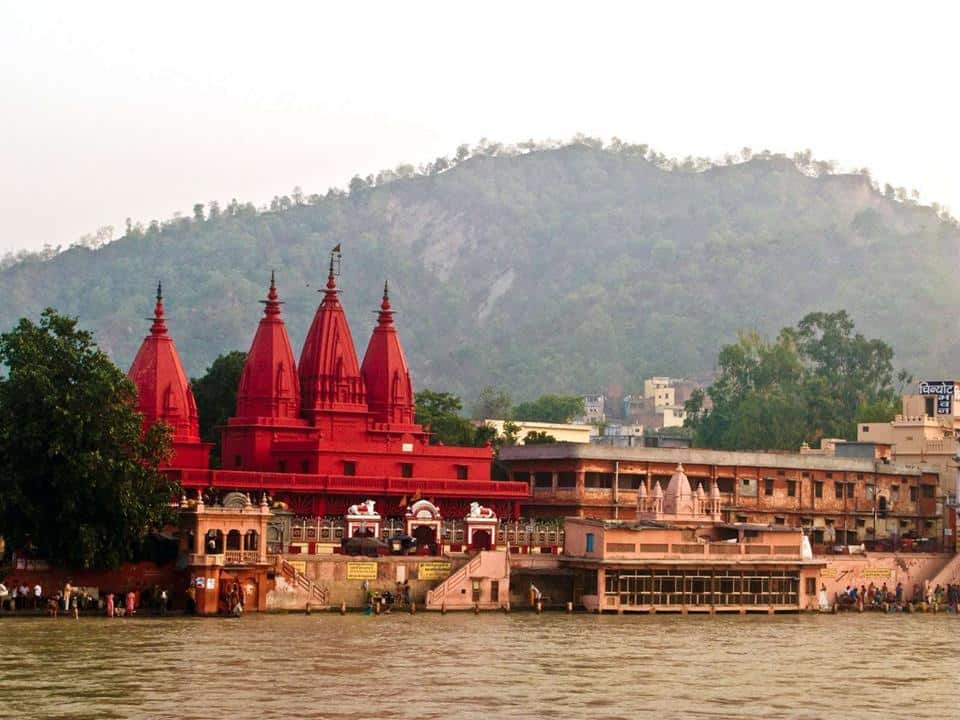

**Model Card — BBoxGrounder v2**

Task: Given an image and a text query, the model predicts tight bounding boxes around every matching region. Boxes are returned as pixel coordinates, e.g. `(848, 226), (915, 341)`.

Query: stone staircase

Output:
(927, 553), (960, 588)
(426, 550), (509, 610)
(277, 557), (329, 607)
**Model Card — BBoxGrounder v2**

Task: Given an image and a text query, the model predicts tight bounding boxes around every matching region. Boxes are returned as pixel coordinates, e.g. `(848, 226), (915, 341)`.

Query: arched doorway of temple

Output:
(471, 529), (492, 551)
(413, 525), (437, 555)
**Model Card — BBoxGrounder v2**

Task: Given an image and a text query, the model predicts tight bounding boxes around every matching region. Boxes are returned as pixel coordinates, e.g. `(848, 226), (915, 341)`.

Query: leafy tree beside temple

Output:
(0, 309), (176, 568)
(684, 310), (907, 451)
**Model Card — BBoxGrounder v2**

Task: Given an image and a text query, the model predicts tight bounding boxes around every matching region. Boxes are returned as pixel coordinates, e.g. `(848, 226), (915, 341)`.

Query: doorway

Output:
(471, 529), (492, 551)
(413, 525), (437, 555)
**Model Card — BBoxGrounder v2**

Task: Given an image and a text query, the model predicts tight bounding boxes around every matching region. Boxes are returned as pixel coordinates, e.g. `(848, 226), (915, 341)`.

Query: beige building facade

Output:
(857, 383), (960, 498)
(485, 419), (593, 445)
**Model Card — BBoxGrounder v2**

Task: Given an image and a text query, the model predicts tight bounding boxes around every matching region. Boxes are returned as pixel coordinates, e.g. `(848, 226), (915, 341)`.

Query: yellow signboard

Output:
(862, 567), (892, 579)
(819, 568), (838, 577)
(418, 561), (453, 581)
(346, 562), (378, 580)
(288, 560), (307, 575)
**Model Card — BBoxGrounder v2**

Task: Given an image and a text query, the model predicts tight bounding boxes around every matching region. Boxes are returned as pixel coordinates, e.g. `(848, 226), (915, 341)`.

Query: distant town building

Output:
(580, 394), (606, 423)
(621, 376), (694, 430)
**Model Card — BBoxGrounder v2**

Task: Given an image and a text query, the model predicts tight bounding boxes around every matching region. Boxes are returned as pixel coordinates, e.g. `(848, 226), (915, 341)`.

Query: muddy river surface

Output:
(0, 612), (957, 719)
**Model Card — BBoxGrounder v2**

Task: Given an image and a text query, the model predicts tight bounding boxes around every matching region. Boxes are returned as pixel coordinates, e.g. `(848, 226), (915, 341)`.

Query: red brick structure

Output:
(128, 254), (527, 520)
(500, 444), (943, 548)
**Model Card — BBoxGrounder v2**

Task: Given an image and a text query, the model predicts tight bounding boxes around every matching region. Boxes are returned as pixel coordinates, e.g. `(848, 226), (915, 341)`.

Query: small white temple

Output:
(637, 464), (722, 522)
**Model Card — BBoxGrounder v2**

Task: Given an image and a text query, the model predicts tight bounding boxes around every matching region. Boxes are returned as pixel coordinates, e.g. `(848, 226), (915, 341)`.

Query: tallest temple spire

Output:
(298, 247), (366, 417)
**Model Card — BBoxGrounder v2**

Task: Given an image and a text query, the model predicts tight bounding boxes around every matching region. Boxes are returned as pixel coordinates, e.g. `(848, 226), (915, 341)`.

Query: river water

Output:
(0, 612), (957, 719)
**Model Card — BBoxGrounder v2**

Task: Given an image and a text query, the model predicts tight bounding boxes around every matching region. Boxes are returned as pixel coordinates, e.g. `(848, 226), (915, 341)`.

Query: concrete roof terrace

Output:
(499, 443), (928, 477)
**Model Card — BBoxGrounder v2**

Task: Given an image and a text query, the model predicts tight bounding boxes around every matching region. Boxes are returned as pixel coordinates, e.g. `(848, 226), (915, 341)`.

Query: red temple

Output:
(128, 255), (527, 520)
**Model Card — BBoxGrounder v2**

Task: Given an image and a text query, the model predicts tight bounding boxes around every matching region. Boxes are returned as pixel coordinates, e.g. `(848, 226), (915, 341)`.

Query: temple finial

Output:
(262, 271), (281, 314)
(150, 281), (167, 334)
(383, 279), (389, 300)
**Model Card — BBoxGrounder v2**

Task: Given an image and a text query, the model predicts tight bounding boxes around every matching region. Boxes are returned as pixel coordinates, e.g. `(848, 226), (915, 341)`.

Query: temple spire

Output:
(299, 246), (366, 414)
(377, 279), (394, 325)
(361, 280), (415, 426)
(235, 273), (300, 419)
(261, 270), (281, 316)
(150, 280), (167, 335)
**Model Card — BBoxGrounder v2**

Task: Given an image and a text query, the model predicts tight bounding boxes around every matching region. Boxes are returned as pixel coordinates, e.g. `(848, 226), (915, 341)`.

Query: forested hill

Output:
(2, 142), (958, 404)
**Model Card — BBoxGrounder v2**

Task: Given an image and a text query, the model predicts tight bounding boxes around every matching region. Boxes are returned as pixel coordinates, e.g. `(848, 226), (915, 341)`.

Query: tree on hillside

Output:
(472, 385), (513, 420)
(684, 311), (904, 450)
(513, 395), (585, 424)
(191, 350), (246, 467)
(0, 309), (175, 568)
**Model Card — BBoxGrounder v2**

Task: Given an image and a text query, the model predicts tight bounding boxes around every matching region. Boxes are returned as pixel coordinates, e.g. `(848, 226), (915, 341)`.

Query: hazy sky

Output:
(2, 1), (957, 255)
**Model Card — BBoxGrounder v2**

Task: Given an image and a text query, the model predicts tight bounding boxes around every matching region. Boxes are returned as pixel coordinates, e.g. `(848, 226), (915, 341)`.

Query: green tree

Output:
(472, 385), (513, 420)
(523, 430), (557, 445)
(191, 350), (246, 467)
(513, 394), (585, 423)
(414, 389), (477, 446)
(685, 311), (903, 450)
(0, 309), (175, 568)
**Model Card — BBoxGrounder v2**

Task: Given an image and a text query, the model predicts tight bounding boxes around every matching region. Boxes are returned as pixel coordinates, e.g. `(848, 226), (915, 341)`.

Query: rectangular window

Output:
(557, 471), (577, 488)
(490, 580), (499, 602)
(513, 471), (530, 483)
(922, 484), (935, 498)
(891, 485), (900, 500)
(814, 481), (823, 499)
(856, 518), (866, 527)
(234, 455), (242, 468)
(586, 533), (595, 553)
(847, 483), (855, 499)
(806, 577), (817, 596)
(585, 472), (614, 489)
(471, 580), (481, 603)
(343, 460), (356, 476)
(301, 459), (310, 473)
(835, 482), (844, 499)
(787, 480), (797, 497)
(865, 484), (875, 500)
(456, 465), (468, 480)
(774, 516), (786, 525)
(910, 486), (919, 502)
(826, 472), (833, 479)
(534, 472), (553, 488)
(764, 478), (774, 496)
(400, 463), (413, 478)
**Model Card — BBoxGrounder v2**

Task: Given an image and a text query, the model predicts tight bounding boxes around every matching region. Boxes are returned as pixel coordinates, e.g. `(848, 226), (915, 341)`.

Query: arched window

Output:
(205, 530), (224, 554)
(226, 529), (242, 551)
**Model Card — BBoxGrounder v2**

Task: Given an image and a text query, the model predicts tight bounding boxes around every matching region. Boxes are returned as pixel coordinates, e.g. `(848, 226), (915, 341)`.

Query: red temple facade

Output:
(128, 257), (527, 520)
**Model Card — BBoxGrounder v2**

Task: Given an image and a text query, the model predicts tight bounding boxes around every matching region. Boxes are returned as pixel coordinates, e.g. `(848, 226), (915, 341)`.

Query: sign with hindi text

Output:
(919, 380), (956, 415)
(418, 561), (453, 580)
(346, 561), (378, 580)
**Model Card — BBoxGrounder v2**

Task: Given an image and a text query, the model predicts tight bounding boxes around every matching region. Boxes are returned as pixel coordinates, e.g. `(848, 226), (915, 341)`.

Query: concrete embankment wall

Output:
(816, 553), (952, 605)
(268, 555), (470, 610)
